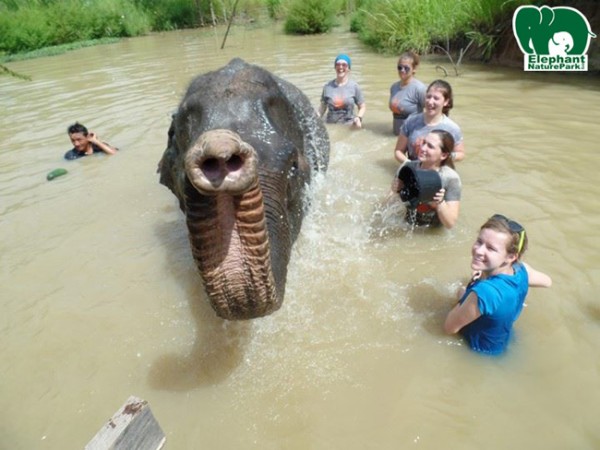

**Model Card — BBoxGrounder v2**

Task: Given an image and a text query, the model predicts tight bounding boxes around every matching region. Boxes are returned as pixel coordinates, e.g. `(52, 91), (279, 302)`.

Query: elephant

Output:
(513, 5), (596, 56)
(548, 31), (574, 56)
(158, 58), (330, 320)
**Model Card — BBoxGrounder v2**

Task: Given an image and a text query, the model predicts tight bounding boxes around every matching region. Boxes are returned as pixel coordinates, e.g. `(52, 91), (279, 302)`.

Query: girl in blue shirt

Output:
(444, 215), (552, 355)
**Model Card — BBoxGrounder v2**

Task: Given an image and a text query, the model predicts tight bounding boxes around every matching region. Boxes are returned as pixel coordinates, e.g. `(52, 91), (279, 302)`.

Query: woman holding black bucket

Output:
(393, 79), (464, 164)
(392, 129), (461, 229)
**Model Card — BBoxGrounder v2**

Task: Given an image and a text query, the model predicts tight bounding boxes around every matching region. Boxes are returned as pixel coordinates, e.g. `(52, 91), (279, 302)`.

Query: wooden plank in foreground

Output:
(85, 396), (166, 450)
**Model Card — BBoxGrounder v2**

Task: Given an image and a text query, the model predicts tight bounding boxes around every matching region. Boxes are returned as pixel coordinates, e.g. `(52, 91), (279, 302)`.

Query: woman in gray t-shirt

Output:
(393, 129), (462, 229)
(393, 79), (465, 164)
(319, 54), (366, 128)
(389, 51), (426, 136)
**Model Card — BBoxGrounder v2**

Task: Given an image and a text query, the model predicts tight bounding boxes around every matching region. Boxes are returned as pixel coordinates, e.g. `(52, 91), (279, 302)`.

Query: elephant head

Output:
(513, 5), (596, 55)
(158, 59), (329, 320)
(548, 31), (574, 56)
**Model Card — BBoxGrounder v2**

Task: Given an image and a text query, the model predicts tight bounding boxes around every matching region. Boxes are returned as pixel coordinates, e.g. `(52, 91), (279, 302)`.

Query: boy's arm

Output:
(89, 132), (117, 155)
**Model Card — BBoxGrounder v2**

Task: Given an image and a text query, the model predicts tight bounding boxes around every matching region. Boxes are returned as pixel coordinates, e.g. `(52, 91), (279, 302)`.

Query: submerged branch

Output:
(0, 64), (31, 81)
(433, 38), (475, 76)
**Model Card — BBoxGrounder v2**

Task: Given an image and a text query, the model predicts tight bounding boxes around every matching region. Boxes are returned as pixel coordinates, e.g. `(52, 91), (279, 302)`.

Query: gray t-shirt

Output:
(389, 79), (426, 135)
(321, 79), (365, 124)
(400, 113), (463, 160)
(402, 160), (462, 227)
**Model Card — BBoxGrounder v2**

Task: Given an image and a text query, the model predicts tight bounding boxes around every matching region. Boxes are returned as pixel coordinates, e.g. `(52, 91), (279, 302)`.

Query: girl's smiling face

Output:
(335, 62), (349, 77)
(424, 87), (448, 115)
(418, 132), (447, 168)
(471, 228), (517, 275)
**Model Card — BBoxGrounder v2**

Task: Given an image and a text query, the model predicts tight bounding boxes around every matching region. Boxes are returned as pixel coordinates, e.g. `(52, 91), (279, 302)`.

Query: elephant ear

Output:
(272, 74), (330, 174)
(158, 116), (186, 211)
(513, 6), (538, 54)
(541, 6), (555, 27)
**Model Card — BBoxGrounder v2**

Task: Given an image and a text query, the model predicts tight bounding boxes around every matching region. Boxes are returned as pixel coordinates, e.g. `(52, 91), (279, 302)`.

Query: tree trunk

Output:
(195, 0), (204, 26)
(209, 0), (216, 26)
(219, 0), (228, 23)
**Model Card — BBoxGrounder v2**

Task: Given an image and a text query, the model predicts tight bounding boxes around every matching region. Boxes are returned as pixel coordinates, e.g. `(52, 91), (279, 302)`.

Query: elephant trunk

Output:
(183, 130), (281, 320)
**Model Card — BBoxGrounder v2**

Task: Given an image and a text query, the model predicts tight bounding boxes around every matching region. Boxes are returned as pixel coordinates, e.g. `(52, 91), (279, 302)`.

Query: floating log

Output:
(85, 396), (166, 450)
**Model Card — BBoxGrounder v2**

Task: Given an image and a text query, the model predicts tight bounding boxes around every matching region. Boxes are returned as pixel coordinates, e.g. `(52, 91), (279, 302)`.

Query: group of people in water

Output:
(319, 52), (552, 356)
(319, 52), (464, 229)
(64, 53), (552, 357)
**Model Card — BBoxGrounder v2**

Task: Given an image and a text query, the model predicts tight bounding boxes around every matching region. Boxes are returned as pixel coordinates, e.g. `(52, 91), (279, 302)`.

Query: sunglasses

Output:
(492, 214), (526, 254)
(397, 64), (412, 73)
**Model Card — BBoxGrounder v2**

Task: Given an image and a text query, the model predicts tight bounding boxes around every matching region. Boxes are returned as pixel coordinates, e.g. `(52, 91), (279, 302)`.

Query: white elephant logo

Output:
(512, 5), (596, 71)
(548, 31), (574, 56)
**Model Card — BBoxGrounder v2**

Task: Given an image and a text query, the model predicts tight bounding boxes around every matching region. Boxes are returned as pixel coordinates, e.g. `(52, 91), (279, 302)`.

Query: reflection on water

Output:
(1, 25), (600, 449)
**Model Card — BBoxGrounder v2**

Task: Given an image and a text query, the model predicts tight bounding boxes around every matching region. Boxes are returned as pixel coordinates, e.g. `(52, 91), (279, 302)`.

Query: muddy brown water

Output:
(1, 25), (599, 449)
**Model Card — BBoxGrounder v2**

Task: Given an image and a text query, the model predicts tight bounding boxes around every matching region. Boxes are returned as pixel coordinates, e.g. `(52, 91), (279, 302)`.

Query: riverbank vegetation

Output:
(351, 0), (531, 57)
(3, 0), (596, 71)
(0, 0), (535, 57)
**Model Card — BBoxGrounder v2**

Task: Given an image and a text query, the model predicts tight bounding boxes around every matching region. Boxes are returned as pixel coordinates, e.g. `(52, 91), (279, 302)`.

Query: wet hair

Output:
(398, 51), (420, 69)
(429, 129), (455, 169)
(480, 216), (529, 260)
(427, 79), (453, 116)
(67, 122), (88, 136)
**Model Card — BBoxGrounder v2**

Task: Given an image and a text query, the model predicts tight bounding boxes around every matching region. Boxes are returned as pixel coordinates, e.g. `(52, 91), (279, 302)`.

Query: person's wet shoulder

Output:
(64, 148), (85, 160)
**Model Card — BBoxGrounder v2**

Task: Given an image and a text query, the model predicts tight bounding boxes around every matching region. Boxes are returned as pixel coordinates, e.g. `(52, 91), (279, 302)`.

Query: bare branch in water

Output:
(0, 64), (32, 81)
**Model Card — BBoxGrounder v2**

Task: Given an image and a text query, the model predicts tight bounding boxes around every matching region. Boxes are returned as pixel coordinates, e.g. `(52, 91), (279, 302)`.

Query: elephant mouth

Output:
(185, 129), (258, 195)
(201, 154), (245, 182)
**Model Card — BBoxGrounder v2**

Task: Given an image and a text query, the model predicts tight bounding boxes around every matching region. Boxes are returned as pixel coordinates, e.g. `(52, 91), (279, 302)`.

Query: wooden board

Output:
(85, 396), (166, 450)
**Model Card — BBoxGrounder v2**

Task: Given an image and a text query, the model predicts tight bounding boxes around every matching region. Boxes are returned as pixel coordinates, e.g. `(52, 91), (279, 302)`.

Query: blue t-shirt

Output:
(459, 263), (529, 355)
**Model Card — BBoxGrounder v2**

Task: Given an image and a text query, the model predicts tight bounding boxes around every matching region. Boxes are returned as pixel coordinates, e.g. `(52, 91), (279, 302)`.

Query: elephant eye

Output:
(288, 161), (298, 179)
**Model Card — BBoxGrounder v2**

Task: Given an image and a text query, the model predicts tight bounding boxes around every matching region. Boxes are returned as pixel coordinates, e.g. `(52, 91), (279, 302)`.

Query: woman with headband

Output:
(444, 215), (552, 355)
(319, 53), (366, 129)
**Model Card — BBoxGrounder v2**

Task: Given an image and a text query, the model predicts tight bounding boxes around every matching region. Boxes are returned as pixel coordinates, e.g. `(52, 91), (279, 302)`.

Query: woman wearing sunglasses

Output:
(319, 53), (366, 129)
(393, 79), (465, 164)
(389, 51), (426, 136)
(444, 215), (552, 355)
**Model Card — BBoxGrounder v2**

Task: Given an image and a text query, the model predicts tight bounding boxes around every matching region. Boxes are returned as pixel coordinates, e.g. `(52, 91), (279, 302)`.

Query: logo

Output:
(512, 5), (596, 71)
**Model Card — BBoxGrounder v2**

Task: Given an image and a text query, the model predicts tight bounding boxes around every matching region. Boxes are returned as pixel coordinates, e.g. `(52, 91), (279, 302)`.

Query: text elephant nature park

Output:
(513, 5), (596, 56)
(158, 58), (330, 320)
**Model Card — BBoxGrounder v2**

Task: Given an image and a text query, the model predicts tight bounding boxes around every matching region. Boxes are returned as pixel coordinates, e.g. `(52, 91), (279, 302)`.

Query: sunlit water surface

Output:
(1, 25), (600, 449)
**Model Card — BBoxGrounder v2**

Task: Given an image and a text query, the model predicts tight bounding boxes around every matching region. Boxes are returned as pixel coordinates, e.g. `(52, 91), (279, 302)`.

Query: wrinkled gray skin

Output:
(158, 58), (330, 320)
